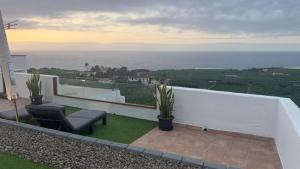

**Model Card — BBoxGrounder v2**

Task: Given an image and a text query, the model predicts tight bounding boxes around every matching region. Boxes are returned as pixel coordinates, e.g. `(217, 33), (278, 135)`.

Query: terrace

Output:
(0, 72), (299, 169)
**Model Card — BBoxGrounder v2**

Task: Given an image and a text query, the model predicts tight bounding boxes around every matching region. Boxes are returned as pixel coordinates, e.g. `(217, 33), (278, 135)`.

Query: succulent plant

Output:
(154, 83), (175, 118)
(26, 72), (42, 97)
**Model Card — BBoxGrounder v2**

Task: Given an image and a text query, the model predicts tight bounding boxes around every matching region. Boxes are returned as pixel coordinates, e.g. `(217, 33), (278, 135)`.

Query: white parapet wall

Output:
(275, 98), (300, 169)
(52, 95), (158, 121)
(0, 72), (57, 102)
(58, 84), (125, 103)
(171, 86), (279, 137)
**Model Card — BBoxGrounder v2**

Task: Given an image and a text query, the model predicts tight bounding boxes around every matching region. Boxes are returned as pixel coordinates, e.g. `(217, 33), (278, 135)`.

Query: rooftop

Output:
(0, 98), (283, 169)
(0, 72), (299, 169)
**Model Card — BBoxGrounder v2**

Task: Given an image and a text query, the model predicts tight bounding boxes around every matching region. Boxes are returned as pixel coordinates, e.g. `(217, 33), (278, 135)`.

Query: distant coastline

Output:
(16, 50), (300, 71)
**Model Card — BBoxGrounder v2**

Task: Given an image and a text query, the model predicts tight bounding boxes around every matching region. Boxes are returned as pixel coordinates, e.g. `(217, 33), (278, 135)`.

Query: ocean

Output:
(15, 51), (300, 71)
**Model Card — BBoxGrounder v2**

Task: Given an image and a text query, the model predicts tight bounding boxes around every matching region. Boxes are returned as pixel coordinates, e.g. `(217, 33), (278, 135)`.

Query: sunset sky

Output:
(1, 0), (300, 51)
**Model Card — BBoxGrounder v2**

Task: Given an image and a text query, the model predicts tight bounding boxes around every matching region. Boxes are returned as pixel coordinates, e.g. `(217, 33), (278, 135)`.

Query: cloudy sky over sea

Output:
(0, 0), (300, 51)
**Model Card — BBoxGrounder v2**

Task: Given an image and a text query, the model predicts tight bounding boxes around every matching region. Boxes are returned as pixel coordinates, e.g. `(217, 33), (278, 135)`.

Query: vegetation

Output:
(29, 67), (300, 107)
(84, 62), (89, 71)
(26, 72), (42, 97)
(0, 152), (51, 169)
(65, 106), (157, 144)
(154, 83), (175, 118)
(150, 68), (300, 106)
(60, 78), (156, 106)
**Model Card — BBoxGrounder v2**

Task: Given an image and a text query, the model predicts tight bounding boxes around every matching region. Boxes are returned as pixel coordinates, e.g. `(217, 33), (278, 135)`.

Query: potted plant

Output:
(26, 72), (43, 105)
(154, 83), (175, 131)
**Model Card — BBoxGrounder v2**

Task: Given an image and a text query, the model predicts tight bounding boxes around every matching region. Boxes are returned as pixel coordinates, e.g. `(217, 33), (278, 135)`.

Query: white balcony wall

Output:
(275, 98), (300, 169)
(171, 87), (279, 137)
(58, 84), (125, 103)
(52, 95), (158, 121)
(0, 72), (57, 102)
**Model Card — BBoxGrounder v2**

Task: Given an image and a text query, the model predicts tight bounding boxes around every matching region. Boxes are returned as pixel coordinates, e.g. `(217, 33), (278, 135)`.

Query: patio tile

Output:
(203, 144), (227, 164)
(246, 150), (278, 169)
(131, 125), (282, 169)
(223, 148), (248, 168)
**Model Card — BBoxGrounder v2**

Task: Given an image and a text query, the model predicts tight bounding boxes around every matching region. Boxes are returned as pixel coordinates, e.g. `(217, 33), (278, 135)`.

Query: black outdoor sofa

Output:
(25, 104), (107, 134)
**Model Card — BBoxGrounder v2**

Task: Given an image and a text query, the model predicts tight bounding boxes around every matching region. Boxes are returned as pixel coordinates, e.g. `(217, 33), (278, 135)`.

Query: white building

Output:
(128, 76), (150, 85)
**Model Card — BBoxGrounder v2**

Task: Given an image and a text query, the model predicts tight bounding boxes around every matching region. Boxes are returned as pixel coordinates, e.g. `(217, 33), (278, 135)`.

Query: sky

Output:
(0, 0), (300, 51)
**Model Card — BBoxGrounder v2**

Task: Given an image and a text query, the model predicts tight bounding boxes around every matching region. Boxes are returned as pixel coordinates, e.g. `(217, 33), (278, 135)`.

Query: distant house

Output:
(128, 76), (150, 85)
(80, 71), (96, 77)
(150, 79), (160, 85)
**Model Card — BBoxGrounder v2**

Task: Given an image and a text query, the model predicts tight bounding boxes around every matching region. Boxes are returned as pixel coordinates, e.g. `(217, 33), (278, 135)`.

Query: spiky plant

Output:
(154, 83), (175, 118)
(26, 72), (42, 97)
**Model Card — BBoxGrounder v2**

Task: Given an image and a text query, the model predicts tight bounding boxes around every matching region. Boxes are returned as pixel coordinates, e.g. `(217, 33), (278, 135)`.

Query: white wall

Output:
(0, 72), (57, 102)
(53, 95), (158, 121)
(172, 87), (279, 137)
(59, 84), (125, 103)
(275, 98), (300, 169)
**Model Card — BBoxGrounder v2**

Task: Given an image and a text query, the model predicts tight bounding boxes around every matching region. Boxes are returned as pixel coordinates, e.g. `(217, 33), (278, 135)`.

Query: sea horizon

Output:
(13, 50), (300, 71)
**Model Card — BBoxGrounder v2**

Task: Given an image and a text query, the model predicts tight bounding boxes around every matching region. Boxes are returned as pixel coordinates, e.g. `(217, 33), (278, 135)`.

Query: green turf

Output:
(0, 152), (52, 169)
(65, 106), (157, 144)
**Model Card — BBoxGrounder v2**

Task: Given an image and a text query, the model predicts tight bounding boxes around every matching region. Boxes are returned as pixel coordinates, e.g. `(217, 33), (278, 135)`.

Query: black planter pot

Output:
(158, 115), (174, 131)
(30, 95), (43, 105)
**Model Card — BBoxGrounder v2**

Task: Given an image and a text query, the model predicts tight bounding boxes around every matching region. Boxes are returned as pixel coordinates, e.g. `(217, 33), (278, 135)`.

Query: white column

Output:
(0, 10), (18, 100)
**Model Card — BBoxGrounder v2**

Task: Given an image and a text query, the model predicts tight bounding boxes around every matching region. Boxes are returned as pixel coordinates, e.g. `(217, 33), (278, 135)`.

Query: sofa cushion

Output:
(68, 110), (106, 122)
(66, 116), (93, 131)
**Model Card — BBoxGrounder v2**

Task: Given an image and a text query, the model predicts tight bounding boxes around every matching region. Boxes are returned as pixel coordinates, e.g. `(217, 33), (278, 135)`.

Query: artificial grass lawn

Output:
(0, 152), (52, 169)
(0, 106), (156, 168)
(65, 106), (157, 144)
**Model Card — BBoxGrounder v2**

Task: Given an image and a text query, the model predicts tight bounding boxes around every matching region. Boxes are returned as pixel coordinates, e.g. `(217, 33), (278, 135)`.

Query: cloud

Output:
(1, 0), (300, 36)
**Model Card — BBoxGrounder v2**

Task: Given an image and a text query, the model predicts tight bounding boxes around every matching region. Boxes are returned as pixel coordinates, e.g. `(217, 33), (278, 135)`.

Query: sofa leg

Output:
(102, 116), (107, 125)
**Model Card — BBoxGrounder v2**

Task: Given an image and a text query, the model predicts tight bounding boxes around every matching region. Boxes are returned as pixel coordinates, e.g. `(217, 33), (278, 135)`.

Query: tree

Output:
(84, 62), (89, 71)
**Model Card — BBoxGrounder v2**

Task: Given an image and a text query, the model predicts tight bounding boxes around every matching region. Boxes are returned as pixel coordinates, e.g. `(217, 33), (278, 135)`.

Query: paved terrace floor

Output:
(132, 124), (282, 169)
(0, 98), (30, 111)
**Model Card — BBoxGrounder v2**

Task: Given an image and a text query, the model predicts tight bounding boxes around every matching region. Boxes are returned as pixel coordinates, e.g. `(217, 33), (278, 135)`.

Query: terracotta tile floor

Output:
(132, 124), (282, 169)
(0, 98), (30, 111)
